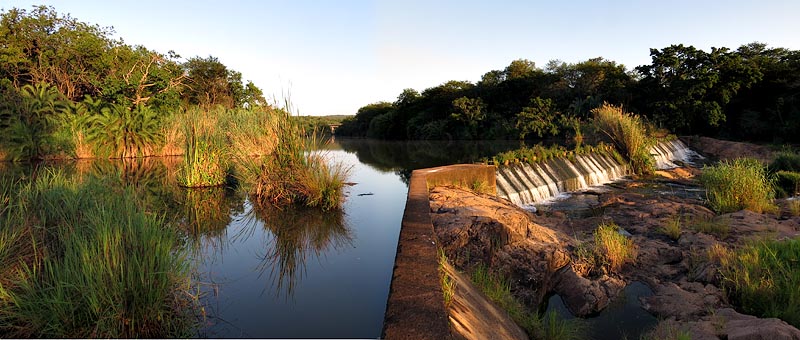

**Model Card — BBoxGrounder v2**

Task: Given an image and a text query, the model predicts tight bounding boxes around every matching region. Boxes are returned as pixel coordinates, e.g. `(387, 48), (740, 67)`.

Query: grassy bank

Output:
(0, 172), (195, 338)
(716, 239), (800, 328)
(699, 158), (776, 214)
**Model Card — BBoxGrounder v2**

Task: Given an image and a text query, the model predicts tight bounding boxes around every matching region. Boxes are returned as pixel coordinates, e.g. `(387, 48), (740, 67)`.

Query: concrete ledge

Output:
(382, 164), (496, 339)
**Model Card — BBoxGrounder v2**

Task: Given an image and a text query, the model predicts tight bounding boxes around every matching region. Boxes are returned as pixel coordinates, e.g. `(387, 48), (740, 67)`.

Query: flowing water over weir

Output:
(497, 140), (700, 205)
(650, 138), (702, 169)
(496, 152), (629, 205)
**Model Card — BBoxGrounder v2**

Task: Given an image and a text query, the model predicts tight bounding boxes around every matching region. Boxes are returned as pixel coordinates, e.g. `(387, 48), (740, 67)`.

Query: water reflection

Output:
(251, 205), (352, 297)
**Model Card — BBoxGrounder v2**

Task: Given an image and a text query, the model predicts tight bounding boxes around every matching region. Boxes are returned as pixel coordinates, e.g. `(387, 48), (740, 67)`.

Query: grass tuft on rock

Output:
(594, 222), (637, 272)
(591, 103), (654, 175)
(699, 158), (776, 214)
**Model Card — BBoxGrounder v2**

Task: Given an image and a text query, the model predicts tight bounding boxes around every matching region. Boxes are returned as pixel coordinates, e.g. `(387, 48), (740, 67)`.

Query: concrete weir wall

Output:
(382, 164), (496, 339)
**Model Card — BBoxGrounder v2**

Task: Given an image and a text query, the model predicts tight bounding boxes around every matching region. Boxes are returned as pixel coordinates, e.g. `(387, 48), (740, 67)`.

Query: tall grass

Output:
(471, 264), (583, 340)
(594, 222), (637, 272)
(660, 214), (682, 240)
(176, 109), (227, 188)
(699, 158), (776, 214)
(591, 103), (654, 175)
(235, 108), (350, 211)
(717, 238), (800, 328)
(0, 171), (195, 338)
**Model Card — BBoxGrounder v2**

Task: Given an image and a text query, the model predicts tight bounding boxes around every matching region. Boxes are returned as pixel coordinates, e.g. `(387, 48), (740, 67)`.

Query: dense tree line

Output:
(0, 6), (267, 160)
(337, 44), (800, 143)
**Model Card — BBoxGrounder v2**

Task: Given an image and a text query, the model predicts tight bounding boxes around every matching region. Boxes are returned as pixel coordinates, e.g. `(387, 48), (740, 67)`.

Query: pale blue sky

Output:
(3, 0), (800, 115)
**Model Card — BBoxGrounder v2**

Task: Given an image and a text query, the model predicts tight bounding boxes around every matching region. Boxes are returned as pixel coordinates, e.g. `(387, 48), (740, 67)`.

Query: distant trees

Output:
(338, 43), (800, 143)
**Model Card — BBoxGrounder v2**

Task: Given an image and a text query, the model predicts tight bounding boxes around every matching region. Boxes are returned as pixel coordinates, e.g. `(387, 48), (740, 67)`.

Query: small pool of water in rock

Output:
(545, 282), (658, 340)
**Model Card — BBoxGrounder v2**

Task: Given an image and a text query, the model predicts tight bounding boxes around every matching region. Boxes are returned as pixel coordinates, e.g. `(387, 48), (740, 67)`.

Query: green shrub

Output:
(718, 238), (800, 328)
(591, 103), (654, 175)
(699, 158), (776, 214)
(775, 171), (800, 198)
(769, 152), (800, 172)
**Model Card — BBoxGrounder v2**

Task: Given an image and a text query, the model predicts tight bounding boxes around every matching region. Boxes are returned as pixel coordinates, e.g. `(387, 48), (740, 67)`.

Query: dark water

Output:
(2, 139), (519, 338)
(545, 282), (659, 340)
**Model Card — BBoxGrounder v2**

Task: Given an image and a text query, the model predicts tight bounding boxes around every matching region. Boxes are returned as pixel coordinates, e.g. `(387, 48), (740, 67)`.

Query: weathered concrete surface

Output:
(442, 260), (528, 340)
(383, 164), (497, 340)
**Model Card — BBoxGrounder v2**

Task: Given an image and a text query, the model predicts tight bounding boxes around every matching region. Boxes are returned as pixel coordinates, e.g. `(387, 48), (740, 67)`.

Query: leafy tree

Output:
(515, 97), (560, 139)
(504, 59), (537, 80)
(450, 97), (485, 139)
(635, 44), (761, 134)
(5, 83), (70, 160)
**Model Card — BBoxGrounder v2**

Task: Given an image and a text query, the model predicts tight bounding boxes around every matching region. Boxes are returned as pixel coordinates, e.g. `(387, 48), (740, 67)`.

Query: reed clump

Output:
(235, 108), (350, 211)
(591, 103), (654, 175)
(699, 158), (776, 214)
(176, 108), (227, 188)
(716, 238), (800, 328)
(0, 171), (195, 338)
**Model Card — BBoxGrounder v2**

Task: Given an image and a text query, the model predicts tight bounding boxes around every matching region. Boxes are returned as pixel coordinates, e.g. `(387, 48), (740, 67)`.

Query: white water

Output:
(650, 139), (704, 169)
(496, 153), (629, 206)
(497, 140), (701, 206)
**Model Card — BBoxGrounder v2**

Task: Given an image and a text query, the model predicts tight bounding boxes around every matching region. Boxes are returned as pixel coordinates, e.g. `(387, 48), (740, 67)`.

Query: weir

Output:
(497, 139), (700, 206)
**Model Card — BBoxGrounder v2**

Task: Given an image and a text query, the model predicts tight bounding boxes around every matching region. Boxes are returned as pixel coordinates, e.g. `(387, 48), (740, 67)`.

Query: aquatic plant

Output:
(591, 103), (654, 175)
(717, 238), (800, 328)
(235, 107), (350, 210)
(699, 158), (776, 214)
(594, 222), (637, 272)
(0, 171), (195, 338)
(176, 108), (227, 188)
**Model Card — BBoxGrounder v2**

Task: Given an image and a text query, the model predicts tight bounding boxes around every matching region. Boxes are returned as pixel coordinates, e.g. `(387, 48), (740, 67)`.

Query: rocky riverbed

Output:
(430, 165), (800, 339)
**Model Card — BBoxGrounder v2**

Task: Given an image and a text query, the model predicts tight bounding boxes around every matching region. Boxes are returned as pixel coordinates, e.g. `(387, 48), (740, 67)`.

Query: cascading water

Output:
(496, 152), (629, 206)
(497, 139), (703, 206)
(650, 139), (703, 169)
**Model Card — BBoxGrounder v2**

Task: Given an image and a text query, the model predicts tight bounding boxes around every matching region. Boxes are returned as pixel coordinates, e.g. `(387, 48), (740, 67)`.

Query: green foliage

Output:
(770, 152), (800, 173)
(717, 238), (800, 328)
(516, 97), (561, 139)
(450, 96), (486, 139)
(774, 171), (800, 198)
(85, 103), (162, 158)
(0, 172), (194, 338)
(4, 83), (70, 161)
(594, 222), (637, 272)
(689, 215), (731, 238)
(699, 158), (776, 214)
(591, 103), (654, 175)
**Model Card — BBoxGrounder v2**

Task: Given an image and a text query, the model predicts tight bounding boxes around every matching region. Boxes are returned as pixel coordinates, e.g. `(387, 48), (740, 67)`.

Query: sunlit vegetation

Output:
(470, 264), (584, 340)
(0, 172), (195, 338)
(769, 151), (800, 198)
(593, 222), (637, 272)
(660, 214), (683, 241)
(489, 142), (621, 166)
(591, 103), (655, 175)
(699, 158), (776, 214)
(339, 44), (800, 145)
(715, 238), (800, 328)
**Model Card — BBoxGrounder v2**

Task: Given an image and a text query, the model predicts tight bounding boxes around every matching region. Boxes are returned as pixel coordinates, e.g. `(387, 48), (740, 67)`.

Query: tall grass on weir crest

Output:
(591, 103), (654, 175)
(0, 171), (195, 338)
(716, 238), (800, 328)
(699, 158), (776, 214)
